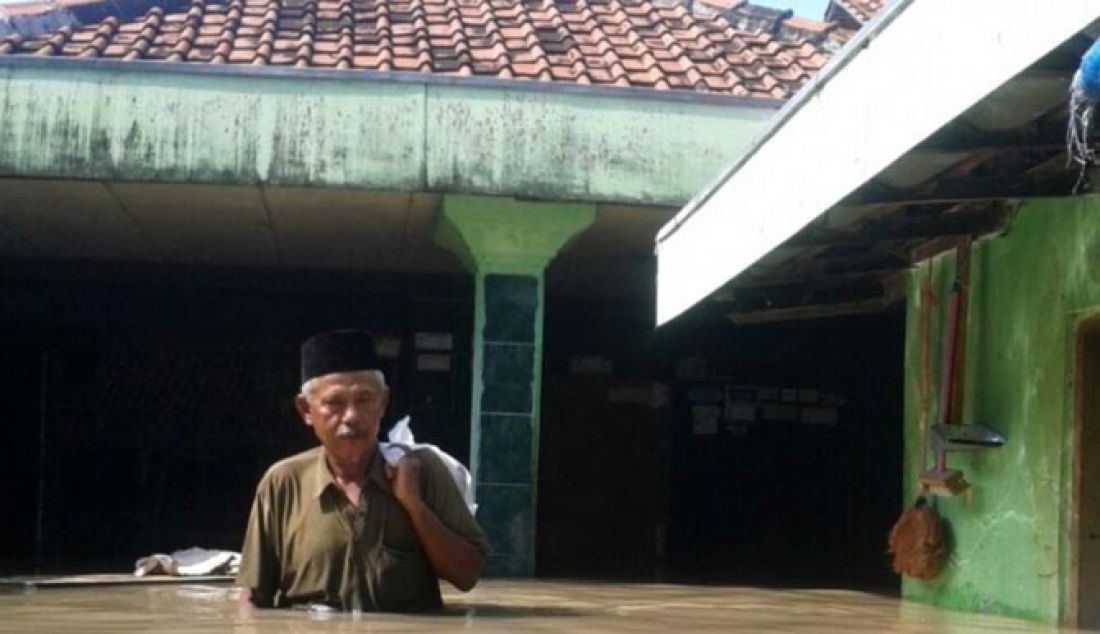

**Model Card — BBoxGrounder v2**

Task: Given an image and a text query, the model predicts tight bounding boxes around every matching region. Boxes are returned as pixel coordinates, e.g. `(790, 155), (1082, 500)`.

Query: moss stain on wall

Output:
(902, 197), (1100, 624)
(0, 65), (771, 205)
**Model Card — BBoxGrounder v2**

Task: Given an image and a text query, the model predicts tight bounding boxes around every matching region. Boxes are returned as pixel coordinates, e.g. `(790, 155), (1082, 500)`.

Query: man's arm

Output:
(237, 588), (255, 611)
(387, 455), (485, 591)
(236, 481), (280, 607)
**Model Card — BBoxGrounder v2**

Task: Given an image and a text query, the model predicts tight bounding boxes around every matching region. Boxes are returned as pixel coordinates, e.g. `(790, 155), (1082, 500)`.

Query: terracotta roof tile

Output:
(0, 0), (841, 96)
(833, 0), (885, 23)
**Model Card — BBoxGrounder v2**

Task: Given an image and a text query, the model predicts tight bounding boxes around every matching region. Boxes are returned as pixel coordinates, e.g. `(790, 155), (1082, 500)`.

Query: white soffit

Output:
(654, 0), (1100, 325)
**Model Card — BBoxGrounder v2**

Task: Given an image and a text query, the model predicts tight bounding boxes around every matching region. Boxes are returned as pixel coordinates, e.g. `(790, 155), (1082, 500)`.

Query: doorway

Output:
(1071, 315), (1100, 627)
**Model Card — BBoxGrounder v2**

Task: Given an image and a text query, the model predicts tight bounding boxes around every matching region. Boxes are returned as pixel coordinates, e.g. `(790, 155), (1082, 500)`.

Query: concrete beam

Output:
(0, 58), (775, 207)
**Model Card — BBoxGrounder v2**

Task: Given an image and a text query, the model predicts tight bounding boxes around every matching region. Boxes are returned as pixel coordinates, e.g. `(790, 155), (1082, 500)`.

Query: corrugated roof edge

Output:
(655, 0), (914, 245)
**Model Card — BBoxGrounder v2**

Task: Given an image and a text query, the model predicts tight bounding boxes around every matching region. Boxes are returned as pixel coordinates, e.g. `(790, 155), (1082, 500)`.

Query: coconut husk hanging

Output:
(887, 497), (946, 581)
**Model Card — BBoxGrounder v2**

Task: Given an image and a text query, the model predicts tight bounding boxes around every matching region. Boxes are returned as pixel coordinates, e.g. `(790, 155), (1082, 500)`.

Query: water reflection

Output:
(0, 580), (1083, 633)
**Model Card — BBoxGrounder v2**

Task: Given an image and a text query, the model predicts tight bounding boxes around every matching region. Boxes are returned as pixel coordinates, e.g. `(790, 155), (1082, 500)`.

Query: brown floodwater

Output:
(0, 579), (1086, 633)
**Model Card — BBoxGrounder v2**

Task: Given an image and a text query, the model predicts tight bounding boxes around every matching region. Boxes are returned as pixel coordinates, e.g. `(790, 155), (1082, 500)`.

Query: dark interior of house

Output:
(539, 296), (903, 592)
(0, 265), (902, 594)
(0, 266), (473, 574)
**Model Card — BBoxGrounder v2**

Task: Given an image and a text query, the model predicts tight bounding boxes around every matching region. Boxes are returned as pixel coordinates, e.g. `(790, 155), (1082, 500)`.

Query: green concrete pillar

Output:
(435, 194), (595, 576)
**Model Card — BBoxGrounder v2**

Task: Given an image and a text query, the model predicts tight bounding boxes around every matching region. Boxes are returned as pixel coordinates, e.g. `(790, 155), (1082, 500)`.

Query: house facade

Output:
(0, 0), (849, 578)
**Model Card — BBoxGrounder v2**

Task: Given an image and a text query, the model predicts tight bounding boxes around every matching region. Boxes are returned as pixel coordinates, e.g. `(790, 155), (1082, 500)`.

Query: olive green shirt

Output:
(236, 445), (488, 612)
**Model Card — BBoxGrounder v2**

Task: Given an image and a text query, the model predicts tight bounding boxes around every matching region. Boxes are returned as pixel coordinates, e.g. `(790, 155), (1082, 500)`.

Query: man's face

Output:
(296, 371), (389, 453)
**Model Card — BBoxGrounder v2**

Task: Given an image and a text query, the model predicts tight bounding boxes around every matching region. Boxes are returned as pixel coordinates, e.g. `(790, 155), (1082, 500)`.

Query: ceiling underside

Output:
(712, 31), (1096, 324)
(5, 33), (1092, 316)
(0, 179), (673, 299)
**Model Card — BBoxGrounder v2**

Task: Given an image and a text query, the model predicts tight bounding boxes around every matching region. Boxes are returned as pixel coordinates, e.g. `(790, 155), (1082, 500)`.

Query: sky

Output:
(752, 0), (831, 19)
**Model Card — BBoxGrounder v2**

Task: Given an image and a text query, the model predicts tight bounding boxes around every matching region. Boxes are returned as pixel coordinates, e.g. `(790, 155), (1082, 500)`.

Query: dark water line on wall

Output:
(35, 351), (48, 575)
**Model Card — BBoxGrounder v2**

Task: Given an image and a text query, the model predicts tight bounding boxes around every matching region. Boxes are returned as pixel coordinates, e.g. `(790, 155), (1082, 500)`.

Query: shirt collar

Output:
(312, 445), (390, 499)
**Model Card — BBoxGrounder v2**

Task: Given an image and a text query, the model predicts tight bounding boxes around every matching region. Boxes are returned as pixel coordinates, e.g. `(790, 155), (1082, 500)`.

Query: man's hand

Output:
(385, 451), (484, 591)
(385, 453), (422, 508)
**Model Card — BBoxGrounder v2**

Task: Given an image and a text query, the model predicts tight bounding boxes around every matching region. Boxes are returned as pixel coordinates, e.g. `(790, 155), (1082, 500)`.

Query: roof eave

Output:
(654, 0), (1100, 325)
(0, 55), (785, 109)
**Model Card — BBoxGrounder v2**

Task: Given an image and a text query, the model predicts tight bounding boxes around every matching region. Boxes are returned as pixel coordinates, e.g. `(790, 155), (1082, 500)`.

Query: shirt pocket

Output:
(373, 544), (436, 611)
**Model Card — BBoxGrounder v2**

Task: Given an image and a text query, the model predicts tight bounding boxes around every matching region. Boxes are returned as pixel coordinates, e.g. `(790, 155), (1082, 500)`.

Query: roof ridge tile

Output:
(440, 0), (471, 74)
(120, 10), (158, 59)
(211, 0), (244, 61)
(164, 0), (202, 60)
(588, 0), (633, 86)
(0, 34), (24, 54)
(249, 0), (278, 63)
(501, 0), (548, 80)
(539, 0), (589, 82)
(76, 15), (118, 57)
(34, 24), (71, 55)
(291, 0), (315, 64)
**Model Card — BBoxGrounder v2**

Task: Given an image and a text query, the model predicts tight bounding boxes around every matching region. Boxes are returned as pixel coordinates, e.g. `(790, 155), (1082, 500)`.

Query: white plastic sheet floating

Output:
(134, 547), (241, 577)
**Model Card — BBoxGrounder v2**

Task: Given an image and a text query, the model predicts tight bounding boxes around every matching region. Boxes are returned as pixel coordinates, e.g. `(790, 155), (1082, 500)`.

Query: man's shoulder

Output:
(409, 446), (449, 476)
(408, 447), (471, 502)
(260, 446), (322, 488)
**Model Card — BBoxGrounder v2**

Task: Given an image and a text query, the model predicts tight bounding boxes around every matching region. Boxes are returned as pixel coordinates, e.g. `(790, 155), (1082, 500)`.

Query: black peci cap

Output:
(300, 329), (381, 383)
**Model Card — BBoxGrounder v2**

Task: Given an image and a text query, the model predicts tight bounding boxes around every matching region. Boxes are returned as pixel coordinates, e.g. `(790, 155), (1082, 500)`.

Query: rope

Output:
(1068, 38), (1100, 193)
(1068, 85), (1095, 193)
(916, 263), (935, 493)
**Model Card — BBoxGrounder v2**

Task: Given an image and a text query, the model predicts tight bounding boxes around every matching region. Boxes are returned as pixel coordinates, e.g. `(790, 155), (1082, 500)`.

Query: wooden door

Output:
(1074, 318), (1100, 627)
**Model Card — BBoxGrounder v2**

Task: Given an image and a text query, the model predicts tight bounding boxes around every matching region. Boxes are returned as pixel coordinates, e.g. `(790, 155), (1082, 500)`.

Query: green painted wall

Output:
(0, 62), (773, 206)
(424, 85), (765, 204)
(902, 196), (1100, 624)
(0, 66), (427, 188)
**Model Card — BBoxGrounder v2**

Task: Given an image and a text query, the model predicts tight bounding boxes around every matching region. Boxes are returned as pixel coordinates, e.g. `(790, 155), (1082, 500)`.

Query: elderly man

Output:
(236, 329), (488, 612)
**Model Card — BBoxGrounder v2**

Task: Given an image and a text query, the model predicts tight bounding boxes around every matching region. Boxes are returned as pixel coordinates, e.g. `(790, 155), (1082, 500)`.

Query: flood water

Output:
(0, 579), (1085, 633)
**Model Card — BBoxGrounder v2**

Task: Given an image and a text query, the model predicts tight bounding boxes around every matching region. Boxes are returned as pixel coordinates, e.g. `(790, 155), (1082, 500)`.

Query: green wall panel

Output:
(902, 196), (1100, 624)
(424, 84), (772, 206)
(0, 66), (425, 187)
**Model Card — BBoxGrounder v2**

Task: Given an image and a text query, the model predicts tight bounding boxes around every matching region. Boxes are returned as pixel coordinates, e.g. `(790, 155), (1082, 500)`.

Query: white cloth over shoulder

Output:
(379, 416), (477, 515)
